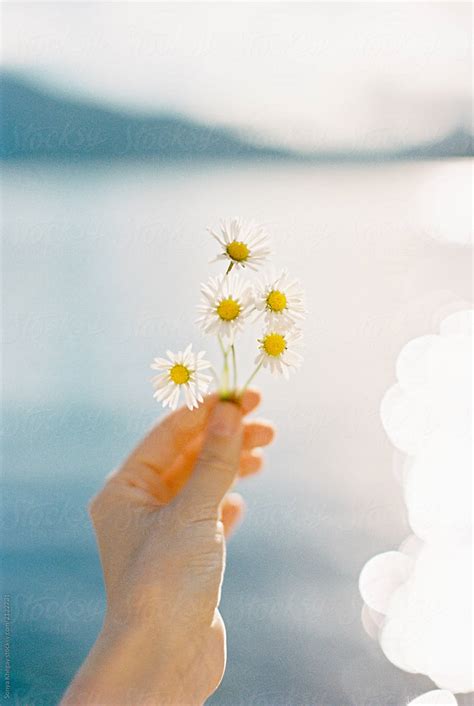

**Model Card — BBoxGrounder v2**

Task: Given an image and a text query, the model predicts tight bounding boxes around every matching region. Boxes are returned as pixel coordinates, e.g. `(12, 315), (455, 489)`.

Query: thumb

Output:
(177, 400), (243, 516)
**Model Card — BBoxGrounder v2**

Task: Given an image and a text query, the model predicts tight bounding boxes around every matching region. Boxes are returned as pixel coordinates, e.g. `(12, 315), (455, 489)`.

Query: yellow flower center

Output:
(266, 289), (287, 313)
(262, 333), (286, 357)
(217, 298), (241, 321)
(226, 241), (250, 262)
(169, 363), (190, 385)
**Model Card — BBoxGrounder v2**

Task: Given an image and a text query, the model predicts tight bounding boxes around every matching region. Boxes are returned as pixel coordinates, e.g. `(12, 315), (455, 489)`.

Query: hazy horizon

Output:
(2, 2), (471, 152)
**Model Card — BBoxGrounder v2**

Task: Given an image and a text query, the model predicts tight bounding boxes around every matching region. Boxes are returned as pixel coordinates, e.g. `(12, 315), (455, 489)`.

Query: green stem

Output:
(230, 343), (237, 390)
(225, 261), (235, 275)
(217, 335), (227, 358)
(239, 361), (263, 395)
(218, 335), (229, 395)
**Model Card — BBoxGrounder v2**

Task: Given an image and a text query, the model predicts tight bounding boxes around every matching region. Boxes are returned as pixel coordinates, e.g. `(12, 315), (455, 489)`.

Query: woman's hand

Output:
(61, 389), (274, 706)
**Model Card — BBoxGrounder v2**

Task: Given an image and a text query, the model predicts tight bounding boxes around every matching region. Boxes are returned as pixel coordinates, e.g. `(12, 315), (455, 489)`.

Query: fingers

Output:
(220, 493), (245, 537)
(240, 449), (263, 476)
(242, 420), (275, 450)
(161, 418), (274, 497)
(176, 401), (243, 515)
(119, 388), (261, 477)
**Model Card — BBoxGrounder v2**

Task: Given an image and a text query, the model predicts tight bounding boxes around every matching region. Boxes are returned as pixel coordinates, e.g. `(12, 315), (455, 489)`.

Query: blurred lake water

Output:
(2, 158), (472, 705)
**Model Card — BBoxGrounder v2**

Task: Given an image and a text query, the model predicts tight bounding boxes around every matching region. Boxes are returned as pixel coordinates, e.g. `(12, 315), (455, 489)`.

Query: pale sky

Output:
(2, 2), (471, 150)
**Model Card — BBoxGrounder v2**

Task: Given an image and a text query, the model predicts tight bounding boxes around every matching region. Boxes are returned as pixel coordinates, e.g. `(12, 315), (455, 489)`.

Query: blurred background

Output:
(1, 3), (472, 705)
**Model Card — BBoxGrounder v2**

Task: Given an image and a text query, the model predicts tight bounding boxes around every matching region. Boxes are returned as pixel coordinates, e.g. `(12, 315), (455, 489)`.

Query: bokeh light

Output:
(360, 310), (473, 694)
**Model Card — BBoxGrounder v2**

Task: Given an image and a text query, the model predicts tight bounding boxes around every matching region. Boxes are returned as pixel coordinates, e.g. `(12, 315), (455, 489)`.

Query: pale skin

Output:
(61, 389), (274, 706)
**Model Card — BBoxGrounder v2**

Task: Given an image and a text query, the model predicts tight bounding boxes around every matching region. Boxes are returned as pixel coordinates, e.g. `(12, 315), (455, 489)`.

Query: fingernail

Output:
(209, 401), (242, 437)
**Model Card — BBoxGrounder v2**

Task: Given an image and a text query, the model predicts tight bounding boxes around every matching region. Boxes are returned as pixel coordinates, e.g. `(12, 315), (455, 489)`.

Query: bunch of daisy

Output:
(151, 217), (305, 410)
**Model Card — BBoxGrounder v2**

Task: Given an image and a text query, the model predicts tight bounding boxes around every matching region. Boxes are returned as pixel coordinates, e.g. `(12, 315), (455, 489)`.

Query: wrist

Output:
(62, 618), (204, 705)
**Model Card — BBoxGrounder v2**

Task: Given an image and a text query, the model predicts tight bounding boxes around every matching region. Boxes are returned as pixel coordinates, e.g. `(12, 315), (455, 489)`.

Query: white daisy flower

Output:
(151, 344), (212, 411)
(255, 325), (303, 379)
(254, 269), (306, 328)
(196, 273), (254, 340)
(210, 217), (271, 272)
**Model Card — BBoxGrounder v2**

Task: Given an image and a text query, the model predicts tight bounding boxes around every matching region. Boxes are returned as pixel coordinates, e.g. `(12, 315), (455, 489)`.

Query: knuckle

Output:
(197, 450), (233, 476)
(175, 496), (219, 526)
(87, 493), (101, 520)
(88, 486), (112, 524)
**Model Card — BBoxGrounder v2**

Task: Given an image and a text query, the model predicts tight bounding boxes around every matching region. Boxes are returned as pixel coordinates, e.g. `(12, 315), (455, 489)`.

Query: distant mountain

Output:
(0, 73), (292, 161)
(396, 127), (472, 160)
(0, 73), (472, 161)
